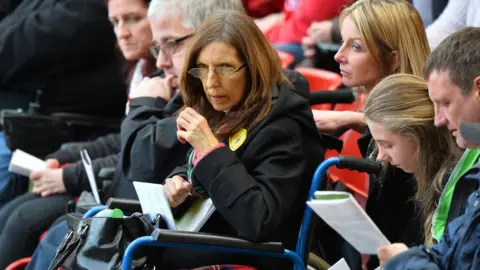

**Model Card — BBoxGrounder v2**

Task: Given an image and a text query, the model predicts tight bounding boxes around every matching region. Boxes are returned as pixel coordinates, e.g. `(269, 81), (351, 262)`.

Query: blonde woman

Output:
(364, 74), (461, 256)
(312, 0), (430, 133)
(309, 1), (430, 269)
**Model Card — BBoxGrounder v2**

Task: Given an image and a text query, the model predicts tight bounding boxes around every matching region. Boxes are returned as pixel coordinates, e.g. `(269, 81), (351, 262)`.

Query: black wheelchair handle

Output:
(337, 156), (383, 174)
(309, 88), (355, 105)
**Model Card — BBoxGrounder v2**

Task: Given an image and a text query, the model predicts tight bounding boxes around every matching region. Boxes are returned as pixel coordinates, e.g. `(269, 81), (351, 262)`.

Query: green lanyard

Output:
(187, 150), (195, 183)
(431, 148), (480, 241)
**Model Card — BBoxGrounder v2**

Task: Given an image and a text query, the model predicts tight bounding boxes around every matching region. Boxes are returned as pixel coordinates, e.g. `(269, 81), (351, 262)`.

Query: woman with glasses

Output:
(153, 10), (324, 270)
(0, 0), (157, 267)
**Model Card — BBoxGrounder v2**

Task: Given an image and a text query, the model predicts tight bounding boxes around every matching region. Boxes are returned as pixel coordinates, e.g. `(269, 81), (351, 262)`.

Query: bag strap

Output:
(48, 224), (89, 270)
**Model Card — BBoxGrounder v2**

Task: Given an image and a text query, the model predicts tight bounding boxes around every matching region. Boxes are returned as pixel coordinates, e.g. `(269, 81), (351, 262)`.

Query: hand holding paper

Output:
(9, 149), (47, 177)
(30, 168), (65, 197)
(163, 176), (192, 207)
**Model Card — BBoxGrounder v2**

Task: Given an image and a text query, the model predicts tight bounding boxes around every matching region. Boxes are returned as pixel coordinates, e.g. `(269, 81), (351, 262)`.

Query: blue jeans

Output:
(26, 220), (68, 270)
(0, 132), (12, 194)
(274, 43), (305, 68)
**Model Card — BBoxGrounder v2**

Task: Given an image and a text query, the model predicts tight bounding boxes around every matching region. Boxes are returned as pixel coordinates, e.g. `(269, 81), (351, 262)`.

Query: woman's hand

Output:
(176, 107), (219, 154)
(164, 176), (193, 207)
(377, 243), (408, 266)
(312, 110), (366, 133)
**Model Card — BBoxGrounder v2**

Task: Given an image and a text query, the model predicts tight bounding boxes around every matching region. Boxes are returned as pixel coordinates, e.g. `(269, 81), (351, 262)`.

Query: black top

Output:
(0, 0), (126, 117)
(358, 128), (423, 270)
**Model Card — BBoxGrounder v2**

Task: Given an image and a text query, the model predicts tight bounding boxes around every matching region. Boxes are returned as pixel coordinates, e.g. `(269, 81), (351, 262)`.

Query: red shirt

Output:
(265, 0), (347, 44)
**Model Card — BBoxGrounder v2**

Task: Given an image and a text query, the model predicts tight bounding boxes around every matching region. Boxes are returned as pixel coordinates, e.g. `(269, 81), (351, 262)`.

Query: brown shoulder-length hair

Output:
(105, 0), (156, 84)
(179, 10), (287, 140)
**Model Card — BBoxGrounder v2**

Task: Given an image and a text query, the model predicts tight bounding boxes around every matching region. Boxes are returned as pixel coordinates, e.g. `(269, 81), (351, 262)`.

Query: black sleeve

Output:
(120, 96), (190, 185)
(192, 122), (307, 242)
(365, 168), (423, 270)
(62, 153), (120, 196)
(0, 0), (115, 86)
(47, 133), (121, 164)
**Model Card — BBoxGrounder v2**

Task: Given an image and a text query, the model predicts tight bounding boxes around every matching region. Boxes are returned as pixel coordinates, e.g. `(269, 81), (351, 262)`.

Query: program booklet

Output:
(307, 191), (390, 254)
(134, 181), (215, 232)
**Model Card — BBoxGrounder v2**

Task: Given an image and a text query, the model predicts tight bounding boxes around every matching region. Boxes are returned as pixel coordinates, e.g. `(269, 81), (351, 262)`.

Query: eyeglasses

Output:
(188, 62), (248, 79)
(149, 34), (194, 58)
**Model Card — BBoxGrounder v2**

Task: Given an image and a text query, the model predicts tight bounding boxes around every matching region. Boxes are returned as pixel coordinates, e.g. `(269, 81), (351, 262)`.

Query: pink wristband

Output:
(192, 143), (226, 167)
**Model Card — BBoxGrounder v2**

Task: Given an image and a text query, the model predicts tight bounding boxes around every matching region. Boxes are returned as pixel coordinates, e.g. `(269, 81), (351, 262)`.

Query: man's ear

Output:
(389, 50), (400, 73)
(474, 76), (480, 101)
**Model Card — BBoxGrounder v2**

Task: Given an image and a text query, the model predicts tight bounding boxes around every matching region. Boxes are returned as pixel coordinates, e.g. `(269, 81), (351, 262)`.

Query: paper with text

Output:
(328, 258), (351, 270)
(307, 191), (390, 254)
(133, 181), (176, 230)
(8, 149), (46, 177)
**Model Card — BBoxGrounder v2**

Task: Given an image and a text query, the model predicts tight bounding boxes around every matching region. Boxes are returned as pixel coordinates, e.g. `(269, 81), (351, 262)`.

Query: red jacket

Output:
(242, 0), (285, 18)
(265, 0), (347, 44)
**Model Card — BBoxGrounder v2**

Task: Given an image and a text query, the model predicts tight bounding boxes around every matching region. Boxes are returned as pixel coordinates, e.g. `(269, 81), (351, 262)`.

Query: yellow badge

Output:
(229, 128), (247, 151)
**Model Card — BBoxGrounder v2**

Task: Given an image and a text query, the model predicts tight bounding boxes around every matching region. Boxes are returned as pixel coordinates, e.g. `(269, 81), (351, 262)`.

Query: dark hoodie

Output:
(157, 70), (325, 269)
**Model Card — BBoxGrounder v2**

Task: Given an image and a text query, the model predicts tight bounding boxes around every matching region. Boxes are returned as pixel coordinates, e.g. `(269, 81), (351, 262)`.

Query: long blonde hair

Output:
(340, 0), (430, 81)
(364, 74), (461, 245)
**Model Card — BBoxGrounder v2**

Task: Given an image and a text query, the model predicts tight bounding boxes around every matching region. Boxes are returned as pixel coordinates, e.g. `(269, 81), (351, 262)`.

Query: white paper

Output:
(8, 149), (46, 177)
(133, 181), (177, 230)
(80, 150), (101, 204)
(307, 191), (390, 254)
(328, 258), (351, 270)
(133, 181), (215, 232)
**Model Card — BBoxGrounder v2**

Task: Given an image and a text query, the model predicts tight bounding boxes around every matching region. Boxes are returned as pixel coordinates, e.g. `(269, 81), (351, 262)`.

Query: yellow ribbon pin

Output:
(229, 128), (247, 151)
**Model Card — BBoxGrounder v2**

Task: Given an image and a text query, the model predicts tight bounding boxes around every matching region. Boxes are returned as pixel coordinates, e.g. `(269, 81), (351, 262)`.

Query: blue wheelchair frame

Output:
(84, 156), (380, 270)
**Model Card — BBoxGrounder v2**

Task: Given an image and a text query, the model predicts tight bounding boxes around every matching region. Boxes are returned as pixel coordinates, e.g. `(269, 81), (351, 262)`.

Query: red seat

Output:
(325, 130), (369, 197)
(325, 92), (369, 197)
(276, 50), (295, 69)
(294, 67), (343, 110)
(5, 257), (31, 270)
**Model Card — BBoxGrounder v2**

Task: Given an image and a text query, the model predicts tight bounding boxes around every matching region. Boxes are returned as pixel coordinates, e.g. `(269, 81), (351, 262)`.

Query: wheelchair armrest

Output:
(51, 112), (121, 129)
(152, 228), (285, 253)
(98, 167), (116, 179)
(106, 198), (142, 213)
(60, 141), (90, 151)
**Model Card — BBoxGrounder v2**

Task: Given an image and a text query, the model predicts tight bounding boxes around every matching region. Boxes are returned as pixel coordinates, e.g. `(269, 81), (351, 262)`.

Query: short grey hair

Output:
(148, 0), (245, 30)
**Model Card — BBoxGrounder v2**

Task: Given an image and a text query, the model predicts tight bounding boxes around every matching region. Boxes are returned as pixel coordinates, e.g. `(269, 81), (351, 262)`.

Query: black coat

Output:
(160, 71), (325, 269)
(105, 92), (190, 200)
(47, 133), (121, 196)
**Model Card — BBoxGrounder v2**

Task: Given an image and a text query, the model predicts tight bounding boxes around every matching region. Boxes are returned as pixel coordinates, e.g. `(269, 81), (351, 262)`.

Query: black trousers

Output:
(0, 192), (72, 268)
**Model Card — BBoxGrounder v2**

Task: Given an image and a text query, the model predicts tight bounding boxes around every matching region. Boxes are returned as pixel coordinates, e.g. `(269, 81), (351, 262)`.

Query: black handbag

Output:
(48, 212), (165, 270)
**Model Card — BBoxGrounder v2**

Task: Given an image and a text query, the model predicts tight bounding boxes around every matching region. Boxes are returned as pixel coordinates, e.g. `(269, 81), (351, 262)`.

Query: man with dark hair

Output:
(380, 27), (480, 269)
(424, 26), (480, 149)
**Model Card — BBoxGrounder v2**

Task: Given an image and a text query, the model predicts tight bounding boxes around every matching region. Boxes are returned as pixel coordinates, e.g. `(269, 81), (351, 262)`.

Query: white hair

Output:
(148, 0), (245, 30)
